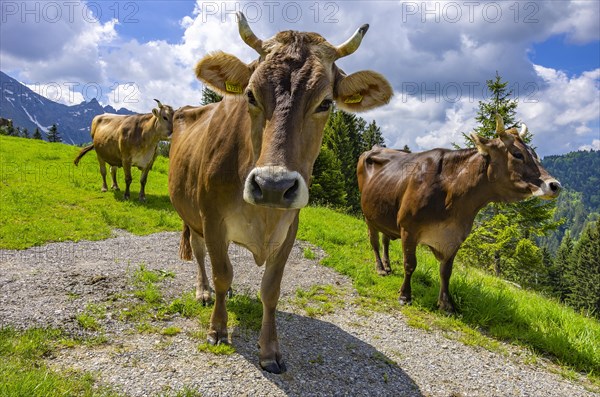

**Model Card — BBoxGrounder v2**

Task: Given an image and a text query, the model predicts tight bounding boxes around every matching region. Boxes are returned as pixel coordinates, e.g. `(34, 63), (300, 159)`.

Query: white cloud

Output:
(579, 139), (600, 151)
(1, 0), (598, 155)
(25, 83), (85, 106)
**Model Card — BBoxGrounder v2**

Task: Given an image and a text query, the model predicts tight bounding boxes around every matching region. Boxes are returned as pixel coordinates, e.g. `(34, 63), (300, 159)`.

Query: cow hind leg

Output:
(438, 251), (457, 313)
(258, 215), (298, 374)
(110, 166), (120, 190)
(138, 167), (151, 202)
(368, 225), (388, 276)
(122, 161), (133, 200)
(399, 229), (418, 306)
(382, 234), (392, 274)
(190, 229), (212, 305)
(97, 157), (108, 192)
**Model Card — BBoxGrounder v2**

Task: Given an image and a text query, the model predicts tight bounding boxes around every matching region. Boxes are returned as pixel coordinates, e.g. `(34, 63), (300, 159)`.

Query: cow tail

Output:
(74, 145), (94, 166)
(179, 224), (193, 261)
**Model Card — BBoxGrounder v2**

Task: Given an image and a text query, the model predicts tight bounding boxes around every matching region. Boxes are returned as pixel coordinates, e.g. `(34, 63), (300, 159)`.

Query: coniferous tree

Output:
(46, 124), (61, 142)
(402, 144), (411, 153)
(33, 127), (43, 140)
(566, 221), (600, 317)
(21, 128), (29, 138)
(361, 120), (385, 152)
(552, 232), (574, 301)
(201, 87), (223, 105)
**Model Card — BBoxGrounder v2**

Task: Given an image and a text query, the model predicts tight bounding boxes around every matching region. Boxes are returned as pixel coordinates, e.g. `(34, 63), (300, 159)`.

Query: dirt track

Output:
(0, 231), (596, 396)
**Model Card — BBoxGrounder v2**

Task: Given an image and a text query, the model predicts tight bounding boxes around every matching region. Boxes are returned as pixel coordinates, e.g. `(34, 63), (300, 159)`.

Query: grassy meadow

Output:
(1, 135), (599, 389)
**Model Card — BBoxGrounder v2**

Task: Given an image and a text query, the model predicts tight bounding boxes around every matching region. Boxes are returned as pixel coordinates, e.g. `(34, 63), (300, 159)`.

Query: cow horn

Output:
(336, 24), (369, 59)
(237, 12), (264, 55)
(519, 123), (528, 139)
(495, 113), (505, 134)
(154, 98), (163, 108)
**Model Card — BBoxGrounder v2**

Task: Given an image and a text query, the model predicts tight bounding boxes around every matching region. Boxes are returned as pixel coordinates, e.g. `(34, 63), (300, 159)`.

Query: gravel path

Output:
(0, 231), (597, 397)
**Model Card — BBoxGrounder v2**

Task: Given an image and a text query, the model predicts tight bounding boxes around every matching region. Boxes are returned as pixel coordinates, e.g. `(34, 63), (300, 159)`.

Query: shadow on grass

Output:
(109, 190), (176, 212)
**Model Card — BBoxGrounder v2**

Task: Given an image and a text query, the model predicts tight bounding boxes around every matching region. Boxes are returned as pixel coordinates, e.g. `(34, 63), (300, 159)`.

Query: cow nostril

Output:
(251, 175), (263, 199)
(283, 179), (299, 201)
(549, 181), (561, 192)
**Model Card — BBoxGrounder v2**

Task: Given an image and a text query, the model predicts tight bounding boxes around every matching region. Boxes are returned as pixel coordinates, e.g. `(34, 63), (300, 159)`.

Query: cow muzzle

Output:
(243, 166), (309, 209)
(533, 178), (562, 199)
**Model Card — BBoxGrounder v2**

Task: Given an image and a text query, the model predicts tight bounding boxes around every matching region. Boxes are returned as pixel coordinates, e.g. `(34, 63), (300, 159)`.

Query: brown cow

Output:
(74, 99), (174, 201)
(169, 12), (392, 373)
(358, 115), (561, 312)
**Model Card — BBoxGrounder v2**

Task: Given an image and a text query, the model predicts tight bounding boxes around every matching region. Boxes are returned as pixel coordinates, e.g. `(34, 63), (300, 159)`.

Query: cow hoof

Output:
(138, 196), (146, 202)
(438, 302), (455, 314)
(101, 187), (108, 192)
(123, 194), (130, 200)
(398, 296), (412, 306)
(207, 332), (229, 346)
(196, 291), (213, 306)
(111, 186), (120, 191)
(260, 359), (287, 374)
(377, 269), (389, 276)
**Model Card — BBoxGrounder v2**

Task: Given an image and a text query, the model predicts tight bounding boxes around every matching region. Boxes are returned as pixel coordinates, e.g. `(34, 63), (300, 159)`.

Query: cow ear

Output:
(334, 70), (393, 112)
(195, 51), (251, 96)
(471, 133), (491, 156)
(152, 108), (159, 117)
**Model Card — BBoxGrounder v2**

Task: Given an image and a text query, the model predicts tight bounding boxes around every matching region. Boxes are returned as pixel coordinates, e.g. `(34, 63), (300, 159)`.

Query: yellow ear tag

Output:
(344, 93), (363, 104)
(225, 81), (242, 94)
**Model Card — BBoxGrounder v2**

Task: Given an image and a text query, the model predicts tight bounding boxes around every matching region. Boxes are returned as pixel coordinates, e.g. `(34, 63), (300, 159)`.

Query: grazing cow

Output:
(358, 115), (561, 312)
(169, 12), (392, 373)
(74, 99), (174, 201)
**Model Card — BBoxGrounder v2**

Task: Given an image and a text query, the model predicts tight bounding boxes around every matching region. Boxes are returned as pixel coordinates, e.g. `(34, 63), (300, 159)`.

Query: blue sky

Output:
(1, 1), (598, 156)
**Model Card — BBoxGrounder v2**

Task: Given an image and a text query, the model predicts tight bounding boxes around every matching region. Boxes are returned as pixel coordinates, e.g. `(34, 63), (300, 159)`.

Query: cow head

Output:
(470, 115), (561, 200)
(152, 99), (174, 139)
(194, 12), (393, 208)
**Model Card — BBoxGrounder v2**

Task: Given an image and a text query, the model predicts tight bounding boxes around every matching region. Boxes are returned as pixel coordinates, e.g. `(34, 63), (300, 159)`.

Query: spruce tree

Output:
(33, 127), (43, 140)
(201, 87), (223, 105)
(362, 120), (385, 152)
(21, 128), (30, 138)
(46, 124), (61, 142)
(566, 221), (600, 317)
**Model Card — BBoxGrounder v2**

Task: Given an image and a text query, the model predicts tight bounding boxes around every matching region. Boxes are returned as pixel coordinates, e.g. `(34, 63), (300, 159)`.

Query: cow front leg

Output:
(258, 214), (298, 374)
(190, 229), (212, 305)
(205, 228), (232, 345)
(382, 234), (392, 274)
(438, 252), (457, 313)
(110, 166), (120, 190)
(368, 225), (387, 276)
(399, 229), (417, 306)
(97, 156), (108, 192)
(138, 166), (150, 201)
(122, 161), (133, 200)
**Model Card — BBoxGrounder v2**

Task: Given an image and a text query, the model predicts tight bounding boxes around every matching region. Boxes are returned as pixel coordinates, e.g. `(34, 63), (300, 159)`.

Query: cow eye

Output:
(316, 99), (333, 113)
(246, 90), (258, 106)
(512, 151), (524, 160)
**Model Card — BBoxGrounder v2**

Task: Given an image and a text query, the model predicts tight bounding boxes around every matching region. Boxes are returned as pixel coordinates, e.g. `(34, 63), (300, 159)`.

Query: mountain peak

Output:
(0, 70), (135, 144)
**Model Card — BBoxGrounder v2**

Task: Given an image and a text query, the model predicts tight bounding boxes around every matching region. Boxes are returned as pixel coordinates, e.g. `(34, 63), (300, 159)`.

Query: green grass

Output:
(0, 328), (121, 397)
(297, 206), (600, 380)
(0, 136), (180, 249)
(294, 285), (345, 317)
